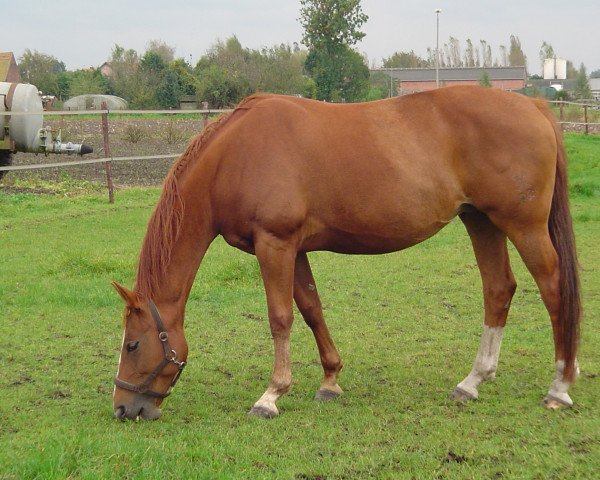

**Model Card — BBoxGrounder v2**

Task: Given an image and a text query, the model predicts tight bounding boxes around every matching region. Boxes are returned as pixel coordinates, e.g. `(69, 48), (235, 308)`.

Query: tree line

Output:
(17, 39), (313, 109)
(15, 0), (599, 108)
(382, 35), (527, 69)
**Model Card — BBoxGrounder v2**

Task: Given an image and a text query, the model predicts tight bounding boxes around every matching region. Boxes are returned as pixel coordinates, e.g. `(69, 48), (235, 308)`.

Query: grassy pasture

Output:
(0, 133), (599, 479)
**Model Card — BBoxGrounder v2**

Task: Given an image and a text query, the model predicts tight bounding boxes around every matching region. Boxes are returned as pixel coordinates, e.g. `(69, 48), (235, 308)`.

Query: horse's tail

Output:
(536, 99), (581, 382)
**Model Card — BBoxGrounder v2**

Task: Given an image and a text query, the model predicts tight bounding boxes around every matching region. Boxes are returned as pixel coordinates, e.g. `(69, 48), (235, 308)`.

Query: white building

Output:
(590, 78), (600, 101)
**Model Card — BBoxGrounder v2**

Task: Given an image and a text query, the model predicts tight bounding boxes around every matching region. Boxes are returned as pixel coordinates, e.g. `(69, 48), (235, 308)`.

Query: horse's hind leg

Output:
(294, 252), (343, 401)
(451, 211), (517, 402)
(507, 226), (577, 408)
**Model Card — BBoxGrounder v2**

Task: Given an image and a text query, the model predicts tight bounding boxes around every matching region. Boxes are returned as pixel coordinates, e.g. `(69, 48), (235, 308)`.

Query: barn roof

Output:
(376, 66), (527, 82)
(0, 52), (21, 82)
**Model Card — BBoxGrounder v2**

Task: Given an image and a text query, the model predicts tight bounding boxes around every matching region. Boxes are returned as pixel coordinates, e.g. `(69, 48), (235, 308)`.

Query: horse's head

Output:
(112, 282), (188, 421)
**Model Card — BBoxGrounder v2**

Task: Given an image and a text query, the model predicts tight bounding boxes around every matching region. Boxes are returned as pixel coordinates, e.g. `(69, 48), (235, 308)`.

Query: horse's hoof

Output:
(315, 388), (340, 401)
(449, 387), (477, 403)
(248, 404), (278, 419)
(543, 395), (572, 410)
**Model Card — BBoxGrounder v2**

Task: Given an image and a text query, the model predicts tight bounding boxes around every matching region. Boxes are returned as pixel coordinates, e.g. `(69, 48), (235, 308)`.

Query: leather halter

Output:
(114, 300), (186, 399)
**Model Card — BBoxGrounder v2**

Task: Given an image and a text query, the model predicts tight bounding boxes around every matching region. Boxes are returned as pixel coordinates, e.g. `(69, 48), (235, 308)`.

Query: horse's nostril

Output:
(115, 405), (126, 420)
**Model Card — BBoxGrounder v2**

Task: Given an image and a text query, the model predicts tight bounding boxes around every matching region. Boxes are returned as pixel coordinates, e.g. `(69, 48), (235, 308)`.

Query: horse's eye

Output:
(126, 341), (139, 352)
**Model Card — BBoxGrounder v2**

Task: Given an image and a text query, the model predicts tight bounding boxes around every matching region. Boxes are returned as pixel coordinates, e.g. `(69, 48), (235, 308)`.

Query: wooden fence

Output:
(0, 104), (231, 202)
(550, 100), (600, 135)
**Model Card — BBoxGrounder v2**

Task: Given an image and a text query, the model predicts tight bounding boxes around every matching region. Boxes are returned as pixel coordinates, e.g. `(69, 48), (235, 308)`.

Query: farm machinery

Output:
(0, 81), (93, 179)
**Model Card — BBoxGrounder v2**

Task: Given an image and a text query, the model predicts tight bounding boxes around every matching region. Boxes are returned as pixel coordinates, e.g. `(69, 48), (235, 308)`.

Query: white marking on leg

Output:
(253, 388), (281, 416)
(252, 336), (291, 416)
(547, 360), (575, 406)
(457, 326), (504, 399)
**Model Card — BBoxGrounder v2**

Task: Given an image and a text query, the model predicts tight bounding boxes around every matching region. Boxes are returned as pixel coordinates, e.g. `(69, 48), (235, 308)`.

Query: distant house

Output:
(376, 66), (527, 95)
(99, 62), (114, 78)
(0, 52), (21, 82)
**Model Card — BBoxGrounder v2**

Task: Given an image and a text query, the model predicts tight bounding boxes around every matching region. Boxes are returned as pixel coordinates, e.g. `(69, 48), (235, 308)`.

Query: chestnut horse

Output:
(112, 86), (580, 420)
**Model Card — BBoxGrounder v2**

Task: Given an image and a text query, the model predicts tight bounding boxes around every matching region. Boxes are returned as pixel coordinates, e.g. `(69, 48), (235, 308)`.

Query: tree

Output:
(106, 44), (141, 101)
(259, 44), (309, 95)
(566, 61), (578, 79)
(299, 0), (369, 101)
(423, 37), (521, 69)
(199, 36), (254, 89)
(539, 41), (555, 71)
(498, 45), (508, 67)
(508, 35), (527, 68)
(195, 64), (249, 108)
(299, 0), (368, 50)
(464, 39), (476, 67)
(305, 45), (368, 102)
(574, 64), (592, 99)
(140, 51), (177, 108)
(336, 48), (369, 101)
(155, 70), (181, 109)
(18, 49), (66, 95)
(383, 51), (429, 69)
(194, 36), (254, 107)
(479, 71), (492, 87)
(146, 39), (176, 64)
(67, 69), (109, 97)
(169, 58), (197, 96)
(194, 36), (309, 106)
(480, 40), (492, 68)
(590, 69), (600, 79)
(440, 37), (462, 68)
(140, 50), (167, 73)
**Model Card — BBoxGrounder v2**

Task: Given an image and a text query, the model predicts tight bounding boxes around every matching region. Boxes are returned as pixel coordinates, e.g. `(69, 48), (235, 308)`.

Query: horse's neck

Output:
(137, 173), (216, 319)
(150, 223), (214, 315)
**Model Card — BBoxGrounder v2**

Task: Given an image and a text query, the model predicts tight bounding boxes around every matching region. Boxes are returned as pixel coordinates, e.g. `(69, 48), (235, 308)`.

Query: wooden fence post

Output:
(101, 101), (115, 203)
(584, 104), (589, 135)
(202, 101), (209, 129)
(559, 101), (564, 132)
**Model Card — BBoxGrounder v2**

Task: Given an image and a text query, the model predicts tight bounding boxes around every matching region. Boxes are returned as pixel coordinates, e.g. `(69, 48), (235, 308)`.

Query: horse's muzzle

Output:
(114, 402), (162, 421)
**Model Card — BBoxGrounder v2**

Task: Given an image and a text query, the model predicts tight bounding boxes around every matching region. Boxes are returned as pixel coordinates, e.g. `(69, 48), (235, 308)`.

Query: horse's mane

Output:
(135, 96), (261, 298)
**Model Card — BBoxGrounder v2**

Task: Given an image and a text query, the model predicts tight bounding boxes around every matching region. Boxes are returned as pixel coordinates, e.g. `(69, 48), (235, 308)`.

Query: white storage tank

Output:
(543, 58), (567, 80)
(0, 81), (93, 179)
(0, 82), (44, 152)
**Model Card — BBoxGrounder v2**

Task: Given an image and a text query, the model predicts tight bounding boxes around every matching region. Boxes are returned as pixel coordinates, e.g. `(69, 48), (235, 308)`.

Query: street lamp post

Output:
(435, 8), (442, 88)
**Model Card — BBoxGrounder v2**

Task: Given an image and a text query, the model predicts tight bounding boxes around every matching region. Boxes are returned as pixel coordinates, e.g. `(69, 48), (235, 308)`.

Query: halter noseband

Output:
(114, 300), (186, 399)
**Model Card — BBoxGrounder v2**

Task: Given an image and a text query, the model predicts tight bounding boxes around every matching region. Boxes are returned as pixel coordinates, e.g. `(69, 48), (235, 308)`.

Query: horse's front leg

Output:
(249, 233), (297, 418)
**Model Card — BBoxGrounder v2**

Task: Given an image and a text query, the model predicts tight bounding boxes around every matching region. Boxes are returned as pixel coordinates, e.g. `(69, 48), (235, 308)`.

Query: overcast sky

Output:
(3, 0), (598, 75)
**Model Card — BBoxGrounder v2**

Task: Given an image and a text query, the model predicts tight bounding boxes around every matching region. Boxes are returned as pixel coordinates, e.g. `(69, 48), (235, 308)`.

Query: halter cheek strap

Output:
(114, 300), (186, 398)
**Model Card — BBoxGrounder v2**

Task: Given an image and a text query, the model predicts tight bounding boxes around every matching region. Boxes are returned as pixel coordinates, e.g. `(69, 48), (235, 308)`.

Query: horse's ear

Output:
(111, 282), (140, 309)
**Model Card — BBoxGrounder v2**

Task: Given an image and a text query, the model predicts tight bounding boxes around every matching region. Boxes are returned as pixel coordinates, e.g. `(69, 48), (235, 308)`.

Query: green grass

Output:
(1, 134), (599, 479)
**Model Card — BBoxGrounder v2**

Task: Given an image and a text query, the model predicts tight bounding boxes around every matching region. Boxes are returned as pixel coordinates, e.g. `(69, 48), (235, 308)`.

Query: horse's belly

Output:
(300, 217), (451, 254)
